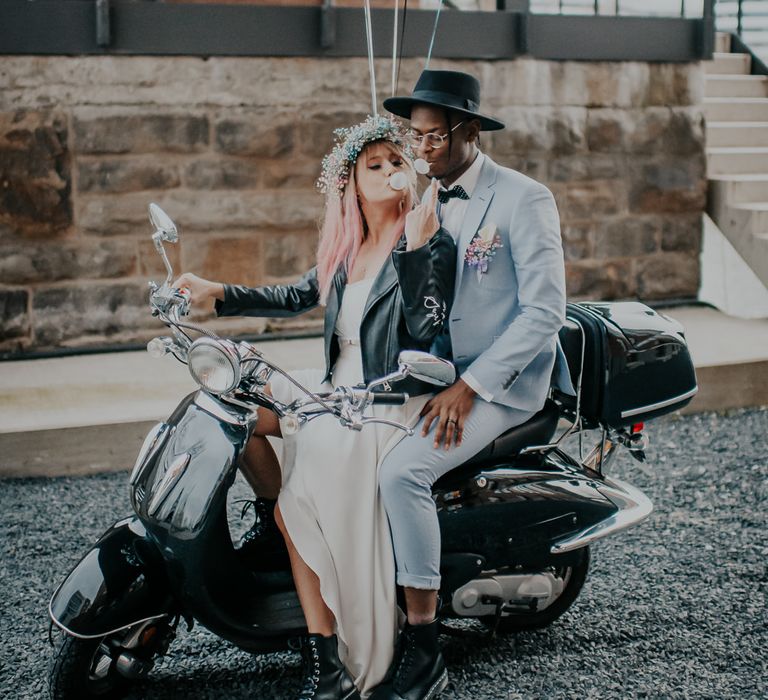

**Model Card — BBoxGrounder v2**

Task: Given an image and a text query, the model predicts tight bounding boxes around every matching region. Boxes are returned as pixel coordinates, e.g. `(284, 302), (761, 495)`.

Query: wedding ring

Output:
(446, 419), (457, 425)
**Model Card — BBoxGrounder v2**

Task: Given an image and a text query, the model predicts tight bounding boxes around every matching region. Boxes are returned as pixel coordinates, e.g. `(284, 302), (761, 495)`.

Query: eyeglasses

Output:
(405, 121), (465, 149)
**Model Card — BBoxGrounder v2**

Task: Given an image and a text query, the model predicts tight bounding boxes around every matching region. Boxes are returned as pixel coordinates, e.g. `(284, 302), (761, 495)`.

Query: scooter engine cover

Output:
(49, 517), (173, 639)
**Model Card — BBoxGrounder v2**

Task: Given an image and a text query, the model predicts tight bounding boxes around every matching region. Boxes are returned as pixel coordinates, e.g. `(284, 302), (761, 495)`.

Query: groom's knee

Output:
(379, 458), (428, 510)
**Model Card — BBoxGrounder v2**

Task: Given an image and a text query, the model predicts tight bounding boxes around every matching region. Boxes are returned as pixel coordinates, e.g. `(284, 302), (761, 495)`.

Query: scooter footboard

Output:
(49, 516), (174, 639)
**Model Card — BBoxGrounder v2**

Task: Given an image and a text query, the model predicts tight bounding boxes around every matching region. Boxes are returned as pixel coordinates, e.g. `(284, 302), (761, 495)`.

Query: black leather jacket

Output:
(215, 231), (457, 396)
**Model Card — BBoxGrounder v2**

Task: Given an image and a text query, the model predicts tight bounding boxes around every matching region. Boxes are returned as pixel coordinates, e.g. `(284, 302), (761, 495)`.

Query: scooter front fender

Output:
(49, 516), (174, 639)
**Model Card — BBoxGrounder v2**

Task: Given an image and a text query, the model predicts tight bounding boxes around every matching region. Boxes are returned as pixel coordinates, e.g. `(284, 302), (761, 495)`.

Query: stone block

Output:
(214, 115), (294, 158)
(0, 110), (72, 237)
(488, 107), (587, 157)
(546, 154), (623, 183)
(586, 109), (629, 152)
(77, 190), (322, 236)
(593, 217), (659, 259)
(560, 222), (593, 262)
(549, 61), (651, 108)
(556, 180), (625, 221)
(647, 64), (703, 107)
(635, 252), (699, 299)
(262, 230), (318, 280)
(566, 259), (635, 300)
(298, 110), (369, 159)
(0, 57), (215, 110)
(74, 113), (209, 155)
(208, 58), (373, 111)
(32, 281), (149, 347)
(259, 158), (319, 190)
(494, 155), (548, 183)
(0, 240), (137, 285)
(628, 108), (705, 156)
(181, 235), (264, 290)
(660, 214), (702, 254)
(77, 159), (181, 194)
(0, 288), (29, 342)
(184, 158), (260, 189)
(486, 107), (554, 154)
(628, 158), (706, 214)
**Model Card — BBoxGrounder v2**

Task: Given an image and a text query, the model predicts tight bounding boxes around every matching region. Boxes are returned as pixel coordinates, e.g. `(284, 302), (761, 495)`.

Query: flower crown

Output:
(317, 115), (414, 197)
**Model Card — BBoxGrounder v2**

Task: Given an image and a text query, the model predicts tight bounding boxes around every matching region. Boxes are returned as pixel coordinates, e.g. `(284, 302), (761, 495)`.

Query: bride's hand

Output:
(404, 179), (440, 251)
(172, 273), (225, 306)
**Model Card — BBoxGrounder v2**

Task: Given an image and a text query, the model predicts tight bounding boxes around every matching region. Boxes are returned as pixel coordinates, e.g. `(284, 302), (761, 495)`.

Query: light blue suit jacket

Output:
(432, 155), (574, 412)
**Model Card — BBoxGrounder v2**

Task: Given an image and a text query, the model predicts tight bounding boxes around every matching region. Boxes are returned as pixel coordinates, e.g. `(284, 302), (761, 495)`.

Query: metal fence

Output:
(0, 0), (716, 61)
(530, 0), (710, 16)
(715, 0), (768, 59)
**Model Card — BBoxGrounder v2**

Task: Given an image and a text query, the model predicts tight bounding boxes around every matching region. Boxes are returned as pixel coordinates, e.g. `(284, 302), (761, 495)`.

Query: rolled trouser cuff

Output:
(397, 572), (441, 590)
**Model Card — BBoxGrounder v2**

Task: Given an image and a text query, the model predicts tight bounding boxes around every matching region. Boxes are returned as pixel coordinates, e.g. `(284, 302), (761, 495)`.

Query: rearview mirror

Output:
(398, 350), (455, 387)
(148, 203), (178, 243)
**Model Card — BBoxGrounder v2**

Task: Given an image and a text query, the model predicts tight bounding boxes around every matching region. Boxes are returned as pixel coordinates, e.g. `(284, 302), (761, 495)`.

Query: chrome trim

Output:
(129, 423), (168, 485)
(147, 452), (191, 516)
(550, 476), (653, 554)
(620, 385), (698, 419)
(194, 390), (250, 426)
(48, 601), (170, 641)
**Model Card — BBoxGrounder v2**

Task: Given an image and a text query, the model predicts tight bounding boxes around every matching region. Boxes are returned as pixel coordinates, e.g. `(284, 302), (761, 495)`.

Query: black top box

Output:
(558, 302), (698, 429)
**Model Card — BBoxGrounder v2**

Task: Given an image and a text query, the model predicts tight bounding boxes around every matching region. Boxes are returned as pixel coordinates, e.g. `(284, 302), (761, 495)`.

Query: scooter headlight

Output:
(188, 338), (241, 395)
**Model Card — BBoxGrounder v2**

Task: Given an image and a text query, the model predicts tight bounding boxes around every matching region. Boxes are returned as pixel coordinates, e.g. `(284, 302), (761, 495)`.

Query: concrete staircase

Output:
(705, 37), (768, 288)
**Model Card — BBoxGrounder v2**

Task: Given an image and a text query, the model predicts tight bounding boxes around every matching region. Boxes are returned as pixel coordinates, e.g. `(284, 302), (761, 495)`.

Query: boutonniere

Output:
(465, 223), (503, 282)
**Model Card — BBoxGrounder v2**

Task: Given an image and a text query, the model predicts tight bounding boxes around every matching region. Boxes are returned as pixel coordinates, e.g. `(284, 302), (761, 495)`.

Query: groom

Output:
(373, 70), (573, 699)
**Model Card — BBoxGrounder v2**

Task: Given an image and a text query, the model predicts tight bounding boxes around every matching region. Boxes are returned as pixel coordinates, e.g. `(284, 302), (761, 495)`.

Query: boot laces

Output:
(235, 498), (271, 540)
(393, 628), (418, 691)
(297, 639), (321, 699)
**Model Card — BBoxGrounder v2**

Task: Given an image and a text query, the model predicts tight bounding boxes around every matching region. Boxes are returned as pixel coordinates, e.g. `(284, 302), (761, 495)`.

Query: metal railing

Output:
(715, 0), (768, 59)
(531, 0), (713, 17)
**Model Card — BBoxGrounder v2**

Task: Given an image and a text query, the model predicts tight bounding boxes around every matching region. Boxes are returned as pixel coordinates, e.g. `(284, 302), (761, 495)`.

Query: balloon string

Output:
(363, 0), (378, 116)
(396, 0), (408, 95)
(425, 0), (443, 70)
(391, 0), (399, 97)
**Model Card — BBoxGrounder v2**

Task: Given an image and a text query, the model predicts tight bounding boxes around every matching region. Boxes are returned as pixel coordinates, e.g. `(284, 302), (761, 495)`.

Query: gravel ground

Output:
(2, 408), (767, 700)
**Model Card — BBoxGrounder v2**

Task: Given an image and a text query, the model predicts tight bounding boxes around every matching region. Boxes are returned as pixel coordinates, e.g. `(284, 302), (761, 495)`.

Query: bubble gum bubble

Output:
(389, 172), (408, 191)
(414, 159), (430, 175)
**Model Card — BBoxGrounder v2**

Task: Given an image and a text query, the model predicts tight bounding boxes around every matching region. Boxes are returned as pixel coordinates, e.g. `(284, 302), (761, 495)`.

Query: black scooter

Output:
(47, 204), (698, 699)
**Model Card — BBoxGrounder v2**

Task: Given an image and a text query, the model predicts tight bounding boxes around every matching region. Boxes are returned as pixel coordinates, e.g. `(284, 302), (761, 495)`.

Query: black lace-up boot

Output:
(297, 634), (361, 700)
(237, 497), (281, 548)
(369, 620), (447, 700)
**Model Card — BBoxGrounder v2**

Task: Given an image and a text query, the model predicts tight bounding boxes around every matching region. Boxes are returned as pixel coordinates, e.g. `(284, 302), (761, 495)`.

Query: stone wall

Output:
(0, 56), (705, 354)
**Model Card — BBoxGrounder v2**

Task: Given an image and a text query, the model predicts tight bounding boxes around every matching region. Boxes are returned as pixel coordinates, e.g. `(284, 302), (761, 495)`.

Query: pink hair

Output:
(316, 141), (416, 304)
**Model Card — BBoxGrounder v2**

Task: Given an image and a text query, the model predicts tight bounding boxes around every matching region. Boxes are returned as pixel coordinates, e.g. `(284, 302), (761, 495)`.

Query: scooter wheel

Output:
(48, 634), (133, 700)
(480, 546), (590, 633)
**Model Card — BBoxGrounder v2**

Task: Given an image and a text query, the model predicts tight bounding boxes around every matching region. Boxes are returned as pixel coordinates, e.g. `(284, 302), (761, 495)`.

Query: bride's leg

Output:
(239, 406), (282, 499)
(274, 504), (335, 636)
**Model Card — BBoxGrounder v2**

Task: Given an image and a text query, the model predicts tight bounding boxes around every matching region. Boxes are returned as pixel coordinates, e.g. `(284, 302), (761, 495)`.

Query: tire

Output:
(48, 635), (133, 700)
(480, 546), (591, 633)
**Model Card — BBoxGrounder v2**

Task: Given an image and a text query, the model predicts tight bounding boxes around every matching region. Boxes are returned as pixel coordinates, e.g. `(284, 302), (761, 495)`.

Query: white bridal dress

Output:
(271, 277), (430, 697)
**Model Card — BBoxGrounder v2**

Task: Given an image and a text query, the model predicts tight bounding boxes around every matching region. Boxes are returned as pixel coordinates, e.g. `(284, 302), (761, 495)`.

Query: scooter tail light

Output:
(631, 422), (644, 434)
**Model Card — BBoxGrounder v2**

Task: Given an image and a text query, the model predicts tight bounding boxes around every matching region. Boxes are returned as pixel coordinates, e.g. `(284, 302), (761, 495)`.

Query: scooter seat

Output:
(434, 399), (560, 487)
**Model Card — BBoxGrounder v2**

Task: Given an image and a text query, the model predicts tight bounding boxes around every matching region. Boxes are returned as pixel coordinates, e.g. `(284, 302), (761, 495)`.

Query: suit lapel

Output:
(456, 158), (498, 289)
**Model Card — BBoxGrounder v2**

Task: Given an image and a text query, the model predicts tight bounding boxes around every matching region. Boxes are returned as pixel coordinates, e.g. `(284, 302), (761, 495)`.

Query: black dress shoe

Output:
(369, 620), (448, 700)
(297, 634), (361, 700)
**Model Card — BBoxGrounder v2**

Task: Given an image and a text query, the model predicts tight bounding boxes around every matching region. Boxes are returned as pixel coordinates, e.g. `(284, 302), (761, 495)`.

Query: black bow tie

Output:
(437, 185), (470, 204)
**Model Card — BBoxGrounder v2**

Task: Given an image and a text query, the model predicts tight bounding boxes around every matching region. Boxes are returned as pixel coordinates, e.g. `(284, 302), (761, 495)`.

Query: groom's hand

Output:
(420, 379), (476, 450)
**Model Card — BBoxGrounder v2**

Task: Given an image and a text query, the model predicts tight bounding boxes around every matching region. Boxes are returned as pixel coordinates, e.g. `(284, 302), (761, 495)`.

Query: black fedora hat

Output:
(384, 69), (505, 131)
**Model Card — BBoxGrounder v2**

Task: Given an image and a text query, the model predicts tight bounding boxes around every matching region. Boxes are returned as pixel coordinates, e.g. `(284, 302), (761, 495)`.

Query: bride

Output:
(174, 115), (455, 699)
